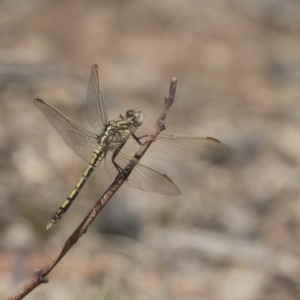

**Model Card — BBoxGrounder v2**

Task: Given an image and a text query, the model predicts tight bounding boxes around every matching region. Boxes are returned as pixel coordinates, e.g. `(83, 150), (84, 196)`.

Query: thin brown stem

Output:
(7, 77), (177, 300)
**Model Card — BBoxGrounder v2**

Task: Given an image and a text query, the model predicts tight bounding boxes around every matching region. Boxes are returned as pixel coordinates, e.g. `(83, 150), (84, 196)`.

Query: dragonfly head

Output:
(126, 109), (144, 127)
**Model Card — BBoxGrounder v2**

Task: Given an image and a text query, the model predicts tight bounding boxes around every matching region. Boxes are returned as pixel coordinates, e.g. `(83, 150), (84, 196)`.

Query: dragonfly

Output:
(34, 64), (228, 230)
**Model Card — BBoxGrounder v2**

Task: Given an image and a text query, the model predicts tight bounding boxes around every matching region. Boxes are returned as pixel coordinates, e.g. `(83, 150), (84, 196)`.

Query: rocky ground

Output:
(1, 1), (300, 299)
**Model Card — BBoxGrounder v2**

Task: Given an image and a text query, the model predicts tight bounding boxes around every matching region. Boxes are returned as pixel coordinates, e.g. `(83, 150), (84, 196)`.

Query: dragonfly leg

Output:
(111, 142), (126, 174)
(111, 141), (135, 178)
(131, 132), (155, 145)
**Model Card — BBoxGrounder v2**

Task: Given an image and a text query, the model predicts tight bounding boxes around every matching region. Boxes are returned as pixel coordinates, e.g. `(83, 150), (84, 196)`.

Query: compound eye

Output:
(134, 110), (144, 126)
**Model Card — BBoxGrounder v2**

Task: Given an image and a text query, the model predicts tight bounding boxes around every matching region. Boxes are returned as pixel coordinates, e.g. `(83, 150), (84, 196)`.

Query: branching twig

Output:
(7, 77), (177, 300)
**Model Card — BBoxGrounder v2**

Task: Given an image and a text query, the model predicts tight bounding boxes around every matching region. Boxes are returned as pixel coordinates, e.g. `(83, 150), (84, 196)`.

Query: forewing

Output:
(104, 150), (181, 195)
(86, 64), (108, 132)
(124, 128), (228, 162)
(34, 98), (99, 163)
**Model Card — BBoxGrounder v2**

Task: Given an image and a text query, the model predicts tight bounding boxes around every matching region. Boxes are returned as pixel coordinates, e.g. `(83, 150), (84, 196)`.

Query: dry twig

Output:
(7, 77), (178, 300)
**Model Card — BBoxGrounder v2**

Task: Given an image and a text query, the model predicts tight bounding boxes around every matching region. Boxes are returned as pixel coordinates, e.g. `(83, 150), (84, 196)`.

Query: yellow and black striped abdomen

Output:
(46, 147), (105, 230)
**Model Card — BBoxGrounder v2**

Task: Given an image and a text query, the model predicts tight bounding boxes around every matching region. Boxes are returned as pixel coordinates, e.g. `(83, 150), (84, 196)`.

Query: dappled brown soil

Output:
(1, 1), (300, 299)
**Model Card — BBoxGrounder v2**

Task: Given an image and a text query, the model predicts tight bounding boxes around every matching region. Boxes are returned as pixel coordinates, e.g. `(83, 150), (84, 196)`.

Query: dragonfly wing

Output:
(86, 64), (108, 132)
(34, 98), (99, 163)
(124, 128), (228, 162)
(104, 150), (181, 195)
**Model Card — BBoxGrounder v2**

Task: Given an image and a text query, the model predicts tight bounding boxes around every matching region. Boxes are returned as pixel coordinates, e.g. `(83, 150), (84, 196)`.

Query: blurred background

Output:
(1, 0), (300, 299)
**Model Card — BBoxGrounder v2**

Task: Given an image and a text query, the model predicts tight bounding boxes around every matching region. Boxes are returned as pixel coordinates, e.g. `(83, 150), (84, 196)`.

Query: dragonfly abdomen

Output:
(46, 147), (106, 230)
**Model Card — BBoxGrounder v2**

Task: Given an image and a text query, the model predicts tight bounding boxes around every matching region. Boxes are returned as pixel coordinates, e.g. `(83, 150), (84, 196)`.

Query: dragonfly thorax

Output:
(125, 109), (144, 127)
